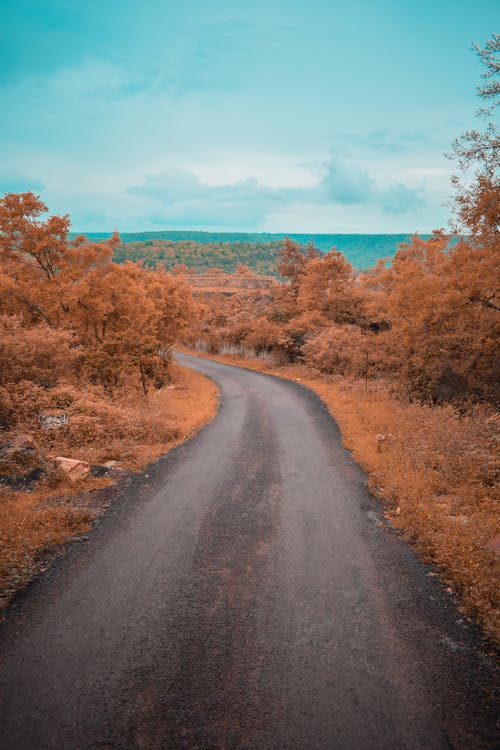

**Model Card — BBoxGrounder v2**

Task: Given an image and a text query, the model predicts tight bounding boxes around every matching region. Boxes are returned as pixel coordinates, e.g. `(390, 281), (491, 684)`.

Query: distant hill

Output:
(72, 231), (432, 275)
(111, 239), (289, 277)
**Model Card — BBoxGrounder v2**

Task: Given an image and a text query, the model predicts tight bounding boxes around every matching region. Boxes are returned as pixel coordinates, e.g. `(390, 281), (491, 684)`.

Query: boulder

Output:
(0, 433), (40, 460)
(0, 434), (46, 479)
(54, 456), (90, 481)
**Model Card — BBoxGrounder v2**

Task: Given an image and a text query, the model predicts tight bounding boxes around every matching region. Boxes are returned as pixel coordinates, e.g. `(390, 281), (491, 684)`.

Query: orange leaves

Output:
(0, 192), (197, 397)
(302, 325), (371, 378)
(277, 237), (319, 284)
(194, 228), (499, 405)
(0, 192), (113, 328)
(70, 259), (196, 393)
(364, 232), (499, 401)
(0, 316), (77, 389)
(296, 250), (362, 325)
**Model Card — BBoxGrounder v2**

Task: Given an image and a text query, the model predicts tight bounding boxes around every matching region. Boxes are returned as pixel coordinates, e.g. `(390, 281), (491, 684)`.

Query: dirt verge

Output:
(0, 363), (219, 610)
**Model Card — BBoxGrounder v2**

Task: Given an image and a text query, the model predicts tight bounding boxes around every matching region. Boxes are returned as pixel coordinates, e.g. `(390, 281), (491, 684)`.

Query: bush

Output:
(303, 325), (372, 378)
(0, 317), (77, 388)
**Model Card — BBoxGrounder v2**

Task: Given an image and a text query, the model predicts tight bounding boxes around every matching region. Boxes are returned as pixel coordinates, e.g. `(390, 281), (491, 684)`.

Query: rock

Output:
(0, 434), (40, 460)
(38, 413), (69, 431)
(13, 434), (38, 451)
(54, 456), (90, 481)
(102, 460), (126, 477)
(485, 534), (500, 557)
(439, 635), (467, 655)
(0, 434), (46, 477)
(90, 464), (112, 477)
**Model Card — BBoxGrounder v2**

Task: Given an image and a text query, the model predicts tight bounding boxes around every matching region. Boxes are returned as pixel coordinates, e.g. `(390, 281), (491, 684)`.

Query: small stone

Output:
(440, 636), (465, 654)
(54, 457), (90, 481)
(12, 434), (38, 451)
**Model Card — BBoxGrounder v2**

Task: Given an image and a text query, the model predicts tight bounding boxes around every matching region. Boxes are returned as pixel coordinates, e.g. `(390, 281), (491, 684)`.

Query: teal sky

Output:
(0, 1), (497, 232)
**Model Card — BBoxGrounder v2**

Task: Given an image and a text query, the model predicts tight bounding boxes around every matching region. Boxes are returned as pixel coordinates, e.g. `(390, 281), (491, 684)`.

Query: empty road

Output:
(0, 352), (497, 749)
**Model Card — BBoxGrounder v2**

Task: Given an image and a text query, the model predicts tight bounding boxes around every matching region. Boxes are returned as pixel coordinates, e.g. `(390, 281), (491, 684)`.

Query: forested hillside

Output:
(73, 233), (432, 276)
(112, 238), (289, 276)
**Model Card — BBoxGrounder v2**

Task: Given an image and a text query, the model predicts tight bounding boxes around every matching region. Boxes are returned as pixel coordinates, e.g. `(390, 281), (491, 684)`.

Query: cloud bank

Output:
(126, 158), (426, 228)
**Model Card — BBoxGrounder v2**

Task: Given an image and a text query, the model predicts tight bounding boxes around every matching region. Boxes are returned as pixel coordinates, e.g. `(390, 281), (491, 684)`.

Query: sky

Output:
(0, 0), (497, 233)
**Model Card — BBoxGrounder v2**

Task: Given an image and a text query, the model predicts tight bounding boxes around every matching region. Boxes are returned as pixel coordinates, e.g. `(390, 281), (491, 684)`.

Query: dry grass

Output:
(307, 379), (499, 640)
(181, 347), (499, 641)
(0, 479), (106, 607)
(0, 364), (219, 609)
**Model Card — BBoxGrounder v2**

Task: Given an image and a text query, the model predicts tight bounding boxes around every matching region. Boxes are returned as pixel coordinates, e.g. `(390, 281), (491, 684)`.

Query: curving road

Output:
(0, 352), (497, 749)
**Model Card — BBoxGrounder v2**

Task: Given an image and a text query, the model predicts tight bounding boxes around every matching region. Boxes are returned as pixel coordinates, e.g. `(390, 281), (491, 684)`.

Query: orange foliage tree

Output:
(0, 192), (114, 328)
(0, 192), (196, 405)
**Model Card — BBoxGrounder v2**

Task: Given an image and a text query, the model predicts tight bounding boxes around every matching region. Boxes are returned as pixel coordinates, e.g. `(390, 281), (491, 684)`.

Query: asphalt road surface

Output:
(0, 352), (497, 750)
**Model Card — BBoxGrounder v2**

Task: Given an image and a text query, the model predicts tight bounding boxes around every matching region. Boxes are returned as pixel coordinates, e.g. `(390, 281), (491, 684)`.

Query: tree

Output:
(277, 238), (318, 285)
(451, 34), (499, 172)
(72, 262), (194, 395)
(0, 192), (195, 397)
(364, 232), (499, 401)
(450, 34), (499, 246)
(0, 192), (112, 327)
(297, 250), (363, 325)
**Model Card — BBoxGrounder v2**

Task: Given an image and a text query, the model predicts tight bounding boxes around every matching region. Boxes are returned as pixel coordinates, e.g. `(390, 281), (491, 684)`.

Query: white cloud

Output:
(318, 159), (374, 204)
(123, 156), (429, 230)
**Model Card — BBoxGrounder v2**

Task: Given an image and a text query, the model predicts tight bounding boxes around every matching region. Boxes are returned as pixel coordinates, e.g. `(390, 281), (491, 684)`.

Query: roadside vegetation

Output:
(0, 195), (218, 608)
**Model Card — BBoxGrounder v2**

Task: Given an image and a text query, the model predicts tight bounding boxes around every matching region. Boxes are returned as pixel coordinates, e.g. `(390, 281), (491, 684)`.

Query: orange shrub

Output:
(0, 316), (77, 388)
(302, 325), (371, 377)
